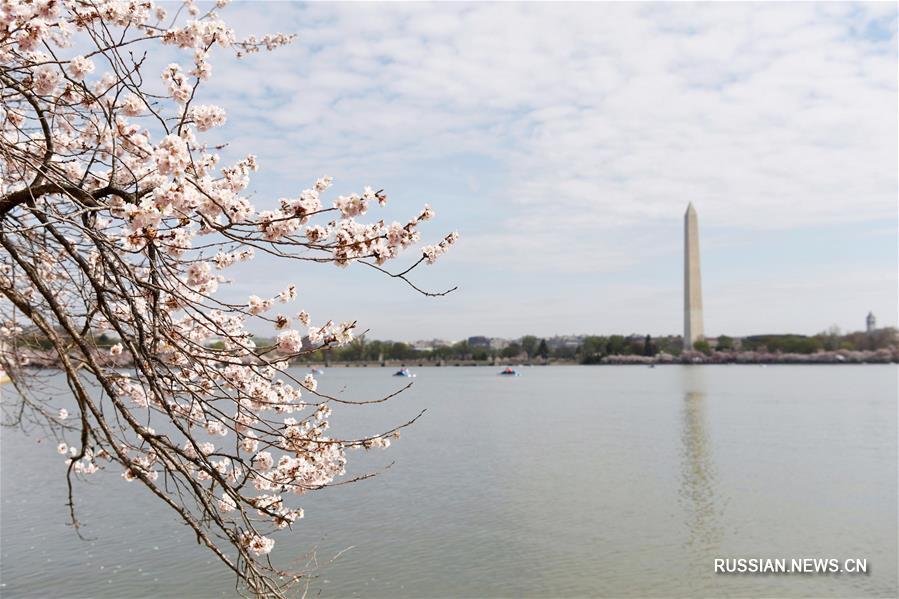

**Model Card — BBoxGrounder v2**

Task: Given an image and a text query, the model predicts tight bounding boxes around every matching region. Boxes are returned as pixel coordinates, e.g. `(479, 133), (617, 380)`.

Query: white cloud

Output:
(211, 2), (896, 227)
(191, 2), (896, 337)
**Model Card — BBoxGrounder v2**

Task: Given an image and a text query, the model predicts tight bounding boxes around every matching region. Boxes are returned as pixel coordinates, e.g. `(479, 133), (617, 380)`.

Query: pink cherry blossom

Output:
(0, 2), (457, 594)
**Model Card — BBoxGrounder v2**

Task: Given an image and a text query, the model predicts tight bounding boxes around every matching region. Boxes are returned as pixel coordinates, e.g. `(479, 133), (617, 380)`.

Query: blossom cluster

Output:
(1, 0), (456, 587)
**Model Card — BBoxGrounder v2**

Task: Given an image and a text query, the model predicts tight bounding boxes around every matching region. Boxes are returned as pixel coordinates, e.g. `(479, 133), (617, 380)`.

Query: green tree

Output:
(431, 344), (454, 360)
(501, 342), (522, 359)
(655, 336), (678, 355)
(552, 345), (577, 360)
(452, 340), (471, 359)
(606, 335), (627, 355)
(580, 336), (606, 363)
(520, 335), (539, 358)
(472, 349), (490, 361)
(386, 342), (414, 360)
(338, 338), (366, 361)
(643, 334), (654, 356)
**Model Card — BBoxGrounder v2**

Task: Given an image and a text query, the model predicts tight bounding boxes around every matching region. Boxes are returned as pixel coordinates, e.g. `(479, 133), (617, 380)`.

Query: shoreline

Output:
(8, 347), (897, 371)
(12, 360), (896, 372)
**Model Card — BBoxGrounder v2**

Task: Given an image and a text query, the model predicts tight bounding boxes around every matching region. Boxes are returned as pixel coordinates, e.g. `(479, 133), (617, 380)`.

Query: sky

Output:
(192, 1), (897, 341)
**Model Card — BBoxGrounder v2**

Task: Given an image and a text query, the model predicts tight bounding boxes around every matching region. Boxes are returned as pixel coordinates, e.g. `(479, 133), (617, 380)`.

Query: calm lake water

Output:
(1, 365), (896, 598)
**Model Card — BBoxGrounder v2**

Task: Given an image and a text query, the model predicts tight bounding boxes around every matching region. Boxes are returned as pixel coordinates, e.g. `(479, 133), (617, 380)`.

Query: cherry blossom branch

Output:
(1, 2), (459, 596)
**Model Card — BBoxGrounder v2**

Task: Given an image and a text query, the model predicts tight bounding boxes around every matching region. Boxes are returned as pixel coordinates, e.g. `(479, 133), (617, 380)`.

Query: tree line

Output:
(17, 328), (896, 365)
(292, 328), (898, 364)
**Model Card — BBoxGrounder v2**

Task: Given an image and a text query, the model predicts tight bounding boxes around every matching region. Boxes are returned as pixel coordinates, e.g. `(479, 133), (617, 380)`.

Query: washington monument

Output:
(684, 203), (704, 350)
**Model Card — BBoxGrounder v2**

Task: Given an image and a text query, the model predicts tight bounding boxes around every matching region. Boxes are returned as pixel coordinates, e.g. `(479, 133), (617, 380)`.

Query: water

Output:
(1, 365), (896, 597)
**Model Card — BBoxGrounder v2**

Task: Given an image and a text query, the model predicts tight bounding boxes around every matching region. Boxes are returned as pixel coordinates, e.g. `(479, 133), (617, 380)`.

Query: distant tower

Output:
(866, 311), (876, 333)
(684, 203), (704, 350)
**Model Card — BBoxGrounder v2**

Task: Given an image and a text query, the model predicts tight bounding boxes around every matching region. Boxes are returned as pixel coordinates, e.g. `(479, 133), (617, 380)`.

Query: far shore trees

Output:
(0, 2), (457, 596)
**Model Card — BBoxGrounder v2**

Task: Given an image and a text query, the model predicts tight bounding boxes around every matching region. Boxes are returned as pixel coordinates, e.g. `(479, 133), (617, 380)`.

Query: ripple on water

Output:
(1, 366), (896, 598)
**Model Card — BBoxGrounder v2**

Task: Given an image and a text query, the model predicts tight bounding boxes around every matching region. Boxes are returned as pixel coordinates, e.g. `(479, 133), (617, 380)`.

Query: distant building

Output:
(412, 339), (452, 352)
(866, 312), (876, 333)
(489, 338), (509, 351)
(467, 336), (491, 348)
(546, 335), (583, 350)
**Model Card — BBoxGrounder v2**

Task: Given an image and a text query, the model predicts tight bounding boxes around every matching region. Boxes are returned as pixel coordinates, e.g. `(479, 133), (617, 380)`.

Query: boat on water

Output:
(0, 370), (10, 385)
(310, 367), (325, 375)
(499, 367), (520, 376)
(393, 368), (416, 378)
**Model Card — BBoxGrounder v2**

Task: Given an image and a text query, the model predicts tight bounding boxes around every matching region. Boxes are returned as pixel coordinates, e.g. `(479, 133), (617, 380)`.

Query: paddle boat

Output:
(0, 370), (9, 385)
(310, 367), (325, 375)
(393, 368), (416, 378)
(498, 367), (520, 376)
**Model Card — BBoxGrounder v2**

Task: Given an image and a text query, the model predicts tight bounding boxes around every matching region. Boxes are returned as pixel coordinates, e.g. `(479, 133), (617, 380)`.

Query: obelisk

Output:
(684, 203), (704, 350)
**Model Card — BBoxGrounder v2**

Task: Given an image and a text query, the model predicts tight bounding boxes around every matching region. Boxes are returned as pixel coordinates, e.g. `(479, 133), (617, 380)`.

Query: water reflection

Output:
(679, 369), (723, 556)
(2, 366), (896, 597)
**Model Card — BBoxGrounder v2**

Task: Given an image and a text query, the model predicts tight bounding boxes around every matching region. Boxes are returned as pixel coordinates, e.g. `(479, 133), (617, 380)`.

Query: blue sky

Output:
(193, 2), (897, 340)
